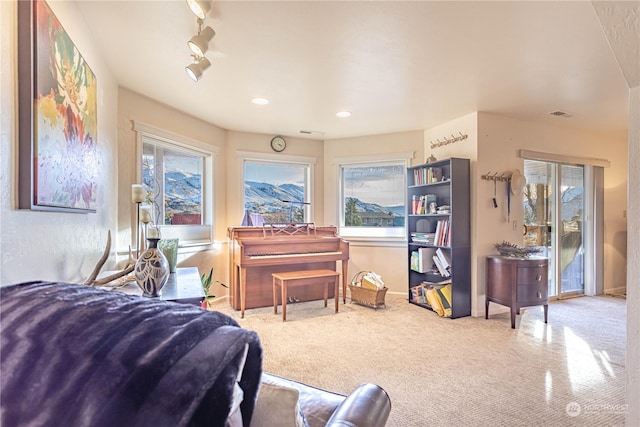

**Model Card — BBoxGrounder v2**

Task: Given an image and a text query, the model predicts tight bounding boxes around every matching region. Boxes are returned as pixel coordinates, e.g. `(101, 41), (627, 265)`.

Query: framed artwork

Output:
(18, 0), (98, 213)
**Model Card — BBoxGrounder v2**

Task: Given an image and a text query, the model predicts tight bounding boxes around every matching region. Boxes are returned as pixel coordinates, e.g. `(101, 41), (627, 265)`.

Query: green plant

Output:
(200, 268), (228, 304)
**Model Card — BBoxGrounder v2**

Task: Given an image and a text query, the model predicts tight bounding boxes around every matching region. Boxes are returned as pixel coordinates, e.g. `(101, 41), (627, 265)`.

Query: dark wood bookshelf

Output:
(407, 157), (471, 318)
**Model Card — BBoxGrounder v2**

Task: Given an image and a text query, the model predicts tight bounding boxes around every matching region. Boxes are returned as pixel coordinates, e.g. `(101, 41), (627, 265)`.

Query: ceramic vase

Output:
(158, 238), (179, 273)
(134, 238), (170, 297)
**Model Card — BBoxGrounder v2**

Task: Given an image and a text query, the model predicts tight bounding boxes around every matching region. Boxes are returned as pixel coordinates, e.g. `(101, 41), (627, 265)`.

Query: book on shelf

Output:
(421, 278), (452, 286)
(435, 247), (451, 270)
(411, 285), (428, 304)
(432, 255), (450, 277)
(412, 167), (444, 185)
(434, 221), (442, 245)
(436, 205), (450, 214)
(433, 219), (451, 246)
(411, 248), (435, 273)
(411, 232), (435, 245)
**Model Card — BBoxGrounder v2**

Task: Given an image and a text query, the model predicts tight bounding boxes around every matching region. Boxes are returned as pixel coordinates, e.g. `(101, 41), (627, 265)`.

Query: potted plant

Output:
(200, 268), (227, 310)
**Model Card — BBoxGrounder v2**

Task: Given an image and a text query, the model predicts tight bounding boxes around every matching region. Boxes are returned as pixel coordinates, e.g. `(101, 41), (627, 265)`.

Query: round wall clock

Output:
(270, 136), (286, 152)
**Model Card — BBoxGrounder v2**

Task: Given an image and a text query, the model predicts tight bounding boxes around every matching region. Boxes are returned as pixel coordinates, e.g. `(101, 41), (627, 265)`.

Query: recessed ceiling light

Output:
(336, 111), (351, 118)
(252, 97), (270, 105)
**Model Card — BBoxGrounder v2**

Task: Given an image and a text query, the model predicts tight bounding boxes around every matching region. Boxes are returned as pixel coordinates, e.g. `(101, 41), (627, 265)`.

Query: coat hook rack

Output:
(429, 131), (468, 149)
(481, 171), (509, 182)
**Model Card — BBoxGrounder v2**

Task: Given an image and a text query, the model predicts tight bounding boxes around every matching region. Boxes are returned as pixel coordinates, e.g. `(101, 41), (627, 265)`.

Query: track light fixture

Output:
(184, 1), (215, 82)
(186, 0), (211, 20)
(185, 56), (211, 82)
(188, 19), (215, 57)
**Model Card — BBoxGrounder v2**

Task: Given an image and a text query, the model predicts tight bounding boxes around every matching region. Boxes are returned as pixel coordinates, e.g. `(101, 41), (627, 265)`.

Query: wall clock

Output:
(270, 136), (286, 152)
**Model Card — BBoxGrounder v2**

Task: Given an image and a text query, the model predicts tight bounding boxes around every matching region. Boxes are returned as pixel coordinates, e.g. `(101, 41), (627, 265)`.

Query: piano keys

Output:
(228, 223), (349, 318)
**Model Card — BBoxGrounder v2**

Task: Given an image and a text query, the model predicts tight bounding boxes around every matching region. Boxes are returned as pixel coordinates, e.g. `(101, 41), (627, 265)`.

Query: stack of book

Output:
(434, 220), (451, 247)
(412, 167), (443, 185)
(432, 247), (452, 277)
(411, 194), (437, 214)
(411, 232), (436, 245)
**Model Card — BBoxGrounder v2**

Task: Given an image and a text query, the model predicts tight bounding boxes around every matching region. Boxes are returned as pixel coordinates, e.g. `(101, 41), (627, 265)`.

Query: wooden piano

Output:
(228, 223), (349, 318)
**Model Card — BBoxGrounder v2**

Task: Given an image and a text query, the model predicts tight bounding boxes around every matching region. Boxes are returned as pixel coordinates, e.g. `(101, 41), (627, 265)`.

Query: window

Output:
(337, 153), (412, 239)
(134, 121), (216, 245)
(242, 156), (312, 224)
(143, 143), (203, 225)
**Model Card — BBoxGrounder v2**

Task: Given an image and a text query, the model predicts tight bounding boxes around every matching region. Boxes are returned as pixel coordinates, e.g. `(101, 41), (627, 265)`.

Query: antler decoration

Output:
(84, 230), (136, 287)
(494, 241), (541, 258)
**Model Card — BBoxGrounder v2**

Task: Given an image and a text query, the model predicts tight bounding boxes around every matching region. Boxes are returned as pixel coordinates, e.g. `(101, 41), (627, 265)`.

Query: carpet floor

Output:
(210, 293), (626, 427)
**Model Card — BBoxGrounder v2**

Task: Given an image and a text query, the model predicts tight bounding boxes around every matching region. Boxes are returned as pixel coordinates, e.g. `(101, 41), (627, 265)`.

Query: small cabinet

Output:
(485, 255), (549, 328)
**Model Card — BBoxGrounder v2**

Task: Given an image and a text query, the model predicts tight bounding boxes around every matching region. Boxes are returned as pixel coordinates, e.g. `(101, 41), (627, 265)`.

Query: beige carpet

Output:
(209, 293), (626, 427)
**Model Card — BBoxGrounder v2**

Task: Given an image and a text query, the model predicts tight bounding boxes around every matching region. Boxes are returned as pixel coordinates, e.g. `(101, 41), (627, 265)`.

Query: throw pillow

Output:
(250, 377), (306, 427)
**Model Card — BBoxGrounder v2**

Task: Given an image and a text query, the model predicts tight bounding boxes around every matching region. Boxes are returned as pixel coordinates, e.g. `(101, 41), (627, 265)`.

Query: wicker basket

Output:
(349, 271), (387, 309)
(349, 285), (388, 309)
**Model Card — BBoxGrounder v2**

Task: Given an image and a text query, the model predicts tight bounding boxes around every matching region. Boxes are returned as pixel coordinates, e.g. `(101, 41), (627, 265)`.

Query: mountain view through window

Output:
(342, 163), (405, 228)
(244, 161), (309, 223)
(142, 143), (203, 225)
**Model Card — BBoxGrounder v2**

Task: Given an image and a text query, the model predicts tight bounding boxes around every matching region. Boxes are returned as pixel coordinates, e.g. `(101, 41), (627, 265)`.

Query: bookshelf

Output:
(407, 158), (471, 318)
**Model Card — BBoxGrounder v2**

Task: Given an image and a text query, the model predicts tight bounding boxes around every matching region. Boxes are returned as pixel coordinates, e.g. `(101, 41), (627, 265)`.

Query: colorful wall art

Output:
(18, 0), (98, 212)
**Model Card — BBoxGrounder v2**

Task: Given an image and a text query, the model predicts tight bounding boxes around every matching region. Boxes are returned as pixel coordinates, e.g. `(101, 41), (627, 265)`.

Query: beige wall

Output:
(1, 0), (119, 285)
(474, 113), (628, 316)
(418, 112), (627, 316)
(626, 85), (639, 426)
(224, 132), (325, 227)
(323, 130), (424, 294)
(116, 88), (229, 284)
(423, 112), (480, 310)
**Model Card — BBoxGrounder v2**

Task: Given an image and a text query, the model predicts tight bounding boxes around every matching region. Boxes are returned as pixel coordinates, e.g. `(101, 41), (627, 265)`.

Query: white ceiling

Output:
(75, 1), (635, 141)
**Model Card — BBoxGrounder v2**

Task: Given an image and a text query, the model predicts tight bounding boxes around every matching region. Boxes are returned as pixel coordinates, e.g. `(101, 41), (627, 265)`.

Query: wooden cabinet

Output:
(485, 255), (549, 328)
(407, 158), (470, 318)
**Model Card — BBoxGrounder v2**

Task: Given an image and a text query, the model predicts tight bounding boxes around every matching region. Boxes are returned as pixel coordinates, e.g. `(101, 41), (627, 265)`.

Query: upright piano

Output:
(228, 223), (349, 317)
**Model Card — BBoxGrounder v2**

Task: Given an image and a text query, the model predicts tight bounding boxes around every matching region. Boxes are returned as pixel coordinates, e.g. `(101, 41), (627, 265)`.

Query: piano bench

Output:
(272, 269), (341, 321)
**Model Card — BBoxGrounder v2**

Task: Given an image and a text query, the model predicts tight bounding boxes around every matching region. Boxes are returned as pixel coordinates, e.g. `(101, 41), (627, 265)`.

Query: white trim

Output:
(347, 238), (407, 247)
(237, 151), (316, 223)
(236, 150), (317, 164)
(333, 151), (415, 165)
(583, 165), (596, 296)
(519, 149), (610, 168)
(132, 120), (216, 246)
(133, 120), (220, 154)
(336, 156), (409, 239)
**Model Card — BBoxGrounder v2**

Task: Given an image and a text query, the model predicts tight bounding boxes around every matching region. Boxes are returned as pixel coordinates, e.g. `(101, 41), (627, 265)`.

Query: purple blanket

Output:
(0, 282), (262, 427)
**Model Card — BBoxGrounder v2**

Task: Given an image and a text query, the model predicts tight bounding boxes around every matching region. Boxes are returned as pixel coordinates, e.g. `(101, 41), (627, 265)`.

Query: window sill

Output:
(117, 240), (224, 258)
(341, 237), (407, 248)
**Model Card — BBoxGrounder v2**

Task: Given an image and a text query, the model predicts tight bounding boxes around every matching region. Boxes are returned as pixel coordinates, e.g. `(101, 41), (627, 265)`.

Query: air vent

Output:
(550, 110), (574, 118)
(299, 130), (326, 135)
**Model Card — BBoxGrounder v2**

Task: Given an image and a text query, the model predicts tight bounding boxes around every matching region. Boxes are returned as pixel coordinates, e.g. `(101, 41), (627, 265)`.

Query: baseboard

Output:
(605, 286), (627, 297)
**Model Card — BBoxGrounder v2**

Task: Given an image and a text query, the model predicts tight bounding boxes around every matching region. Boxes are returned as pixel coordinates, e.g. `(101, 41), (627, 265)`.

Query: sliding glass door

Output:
(523, 160), (584, 298)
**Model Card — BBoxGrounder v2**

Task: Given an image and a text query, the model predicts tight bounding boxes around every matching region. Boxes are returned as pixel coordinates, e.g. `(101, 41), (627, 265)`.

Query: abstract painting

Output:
(18, 0), (98, 212)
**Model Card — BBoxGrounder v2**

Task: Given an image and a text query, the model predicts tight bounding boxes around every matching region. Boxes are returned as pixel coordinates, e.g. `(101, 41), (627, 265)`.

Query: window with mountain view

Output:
(135, 120), (215, 246)
(340, 162), (406, 238)
(243, 160), (310, 224)
(142, 142), (204, 225)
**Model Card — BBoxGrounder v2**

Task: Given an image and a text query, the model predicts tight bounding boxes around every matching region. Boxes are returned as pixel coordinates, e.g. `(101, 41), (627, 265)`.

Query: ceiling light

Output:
(188, 25), (215, 57)
(336, 111), (352, 118)
(186, 0), (211, 20)
(185, 57), (211, 82)
(252, 97), (270, 105)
